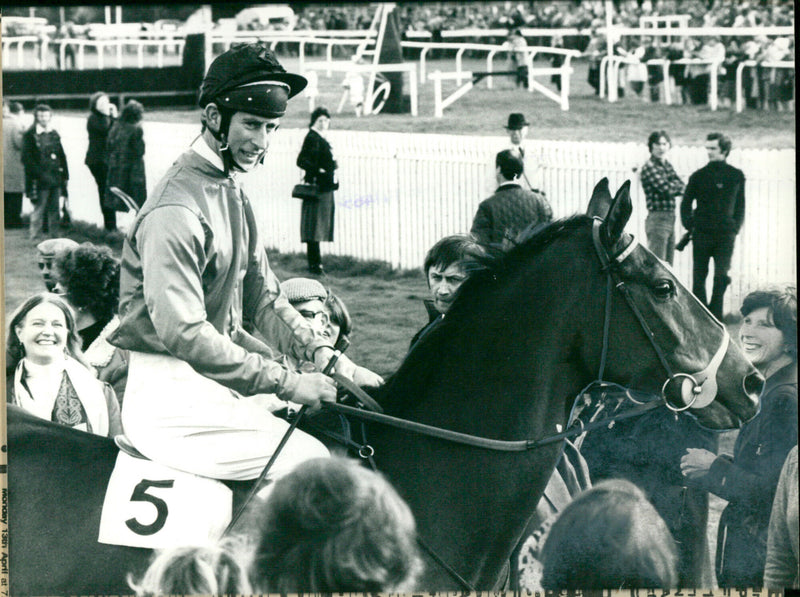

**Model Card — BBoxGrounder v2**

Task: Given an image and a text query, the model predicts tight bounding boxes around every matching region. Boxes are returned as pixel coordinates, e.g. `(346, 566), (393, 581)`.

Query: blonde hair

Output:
(129, 540), (252, 595)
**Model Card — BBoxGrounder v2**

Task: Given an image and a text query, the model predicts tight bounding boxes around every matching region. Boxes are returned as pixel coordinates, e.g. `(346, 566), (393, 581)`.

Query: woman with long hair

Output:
(6, 292), (122, 437)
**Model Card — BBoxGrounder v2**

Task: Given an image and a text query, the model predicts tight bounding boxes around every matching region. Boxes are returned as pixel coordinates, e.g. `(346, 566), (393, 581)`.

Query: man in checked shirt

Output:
(640, 130), (685, 265)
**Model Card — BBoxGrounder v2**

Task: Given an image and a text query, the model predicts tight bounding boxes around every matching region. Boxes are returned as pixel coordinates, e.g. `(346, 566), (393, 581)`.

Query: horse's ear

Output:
(601, 180), (633, 246)
(586, 177), (611, 219)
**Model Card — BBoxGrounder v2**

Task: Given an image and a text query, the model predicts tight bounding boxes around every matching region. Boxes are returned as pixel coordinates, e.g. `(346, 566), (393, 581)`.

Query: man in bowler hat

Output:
(505, 113), (545, 191)
(109, 42), (382, 484)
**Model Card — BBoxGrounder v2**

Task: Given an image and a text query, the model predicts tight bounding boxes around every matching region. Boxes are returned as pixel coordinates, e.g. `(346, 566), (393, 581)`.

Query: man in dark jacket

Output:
(470, 150), (553, 248)
(21, 104), (69, 241)
(680, 132), (745, 319)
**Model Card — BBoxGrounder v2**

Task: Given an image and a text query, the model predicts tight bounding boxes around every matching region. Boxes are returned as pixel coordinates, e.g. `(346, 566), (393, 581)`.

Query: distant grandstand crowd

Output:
(293, 1), (794, 35)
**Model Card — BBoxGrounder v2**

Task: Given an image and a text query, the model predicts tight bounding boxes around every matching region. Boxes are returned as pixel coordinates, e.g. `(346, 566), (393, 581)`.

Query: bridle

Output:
(589, 218), (730, 413)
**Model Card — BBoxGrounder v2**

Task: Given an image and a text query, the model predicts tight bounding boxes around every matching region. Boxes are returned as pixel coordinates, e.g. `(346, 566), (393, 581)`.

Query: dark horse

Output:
(7, 180), (762, 594)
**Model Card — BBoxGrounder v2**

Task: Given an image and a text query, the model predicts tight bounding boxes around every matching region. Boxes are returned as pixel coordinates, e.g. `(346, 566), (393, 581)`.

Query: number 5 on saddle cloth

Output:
(98, 448), (232, 549)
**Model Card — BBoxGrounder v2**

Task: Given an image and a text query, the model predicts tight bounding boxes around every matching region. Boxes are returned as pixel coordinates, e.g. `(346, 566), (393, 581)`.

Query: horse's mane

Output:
(467, 214), (592, 288)
(377, 214), (592, 414)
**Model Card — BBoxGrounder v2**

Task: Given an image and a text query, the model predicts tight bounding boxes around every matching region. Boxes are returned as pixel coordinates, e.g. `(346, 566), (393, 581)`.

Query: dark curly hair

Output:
(54, 243), (120, 324)
(120, 99), (144, 124)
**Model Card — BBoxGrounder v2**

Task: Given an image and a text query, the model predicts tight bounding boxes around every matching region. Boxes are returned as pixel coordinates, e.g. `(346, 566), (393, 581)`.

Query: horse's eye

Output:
(653, 279), (675, 299)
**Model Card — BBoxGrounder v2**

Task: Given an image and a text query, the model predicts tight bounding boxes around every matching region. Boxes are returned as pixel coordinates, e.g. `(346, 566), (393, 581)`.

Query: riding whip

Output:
(222, 341), (347, 537)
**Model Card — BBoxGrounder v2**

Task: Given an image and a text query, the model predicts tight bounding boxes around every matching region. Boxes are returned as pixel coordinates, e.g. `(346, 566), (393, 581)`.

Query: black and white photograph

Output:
(1, 1), (796, 594)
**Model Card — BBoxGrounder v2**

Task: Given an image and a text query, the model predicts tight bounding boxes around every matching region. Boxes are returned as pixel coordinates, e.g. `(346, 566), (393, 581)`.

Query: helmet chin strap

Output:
(207, 121), (245, 174)
(207, 116), (268, 174)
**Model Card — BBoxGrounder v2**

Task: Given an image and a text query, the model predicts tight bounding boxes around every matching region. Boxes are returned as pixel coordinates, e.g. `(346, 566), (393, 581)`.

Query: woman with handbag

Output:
(296, 107), (338, 275)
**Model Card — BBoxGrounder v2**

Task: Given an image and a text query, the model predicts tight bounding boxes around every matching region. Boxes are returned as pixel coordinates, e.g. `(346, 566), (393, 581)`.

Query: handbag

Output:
(291, 182), (319, 201)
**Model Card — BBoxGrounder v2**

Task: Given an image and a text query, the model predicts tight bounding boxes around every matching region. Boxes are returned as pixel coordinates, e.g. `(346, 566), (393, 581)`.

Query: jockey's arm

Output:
(133, 206), (308, 400)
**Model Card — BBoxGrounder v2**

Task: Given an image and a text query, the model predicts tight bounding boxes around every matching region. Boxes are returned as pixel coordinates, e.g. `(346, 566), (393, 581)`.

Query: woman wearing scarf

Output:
(6, 292), (122, 437)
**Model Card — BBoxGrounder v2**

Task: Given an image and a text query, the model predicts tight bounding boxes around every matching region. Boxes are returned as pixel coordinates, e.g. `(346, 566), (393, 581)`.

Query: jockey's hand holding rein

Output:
(287, 371), (338, 412)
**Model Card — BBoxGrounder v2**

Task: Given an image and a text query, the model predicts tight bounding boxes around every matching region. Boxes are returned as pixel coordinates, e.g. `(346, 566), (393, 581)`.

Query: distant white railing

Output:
(1, 35), (39, 68)
(1, 36), (186, 70)
(64, 38), (186, 70)
(600, 55), (724, 108)
(404, 28), (586, 40)
(735, 59), (795, 112)
(50, 116), (795, 314)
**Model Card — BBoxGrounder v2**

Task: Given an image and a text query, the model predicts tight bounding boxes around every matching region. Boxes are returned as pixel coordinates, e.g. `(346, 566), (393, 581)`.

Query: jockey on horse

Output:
(108, 42), (383, 483)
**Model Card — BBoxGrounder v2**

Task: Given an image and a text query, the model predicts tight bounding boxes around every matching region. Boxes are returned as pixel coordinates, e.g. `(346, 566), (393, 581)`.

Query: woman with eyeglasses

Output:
(281, 278), (378, 383)
(281, 278), (352, 351)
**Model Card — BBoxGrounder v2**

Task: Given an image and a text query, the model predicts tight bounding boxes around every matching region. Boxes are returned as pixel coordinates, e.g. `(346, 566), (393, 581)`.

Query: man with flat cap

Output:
(36, 237), (79, 291)
(109, 42), (382, 483)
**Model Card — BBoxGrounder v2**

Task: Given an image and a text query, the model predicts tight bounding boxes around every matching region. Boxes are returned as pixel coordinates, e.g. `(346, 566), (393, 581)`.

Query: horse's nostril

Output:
(743, 371), (765, 400)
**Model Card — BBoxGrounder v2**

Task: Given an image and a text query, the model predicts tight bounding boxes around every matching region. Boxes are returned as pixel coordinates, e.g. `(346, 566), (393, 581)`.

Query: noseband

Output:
(590, 218), (730, 412)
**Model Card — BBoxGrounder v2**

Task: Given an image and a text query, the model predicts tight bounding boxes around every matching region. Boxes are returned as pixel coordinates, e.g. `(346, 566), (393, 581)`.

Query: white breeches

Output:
(122, 351), (329, 481)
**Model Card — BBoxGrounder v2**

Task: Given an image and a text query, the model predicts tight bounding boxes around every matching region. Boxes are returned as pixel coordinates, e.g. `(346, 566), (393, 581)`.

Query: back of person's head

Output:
(250, 457), (422, 593)
(54, 242), (120, 323)
(540, 479), (678, 589)
(707, 132), (732, 156)
(741, 286), (797, 360)
(129, 541), (252, 595)
(496, 149), (524, 180)
(10, 101), (23, 115)
(647, 130), (671, 152)
(423, 234), (487, 277)
(120, 99), (144, 124)
(6, 292), (84, 375)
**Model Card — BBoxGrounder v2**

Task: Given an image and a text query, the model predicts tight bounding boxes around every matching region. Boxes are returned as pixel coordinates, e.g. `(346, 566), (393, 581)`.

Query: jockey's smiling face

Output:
(15, 302), (68, 365)
(428, 262), (468, 314)
(227, 111), (280, 171)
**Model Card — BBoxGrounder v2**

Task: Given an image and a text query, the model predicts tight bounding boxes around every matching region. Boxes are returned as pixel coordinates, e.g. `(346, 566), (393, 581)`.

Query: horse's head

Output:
(586, 178), (762, 429)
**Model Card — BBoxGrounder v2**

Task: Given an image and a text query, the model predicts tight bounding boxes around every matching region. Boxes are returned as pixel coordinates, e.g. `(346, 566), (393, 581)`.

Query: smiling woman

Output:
(5, 292), (122, 437)
(681, 286), (797, 587)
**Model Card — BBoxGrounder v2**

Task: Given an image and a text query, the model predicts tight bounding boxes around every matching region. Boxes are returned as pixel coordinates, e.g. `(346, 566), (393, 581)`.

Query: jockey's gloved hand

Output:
(288, 372), (337, 411)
